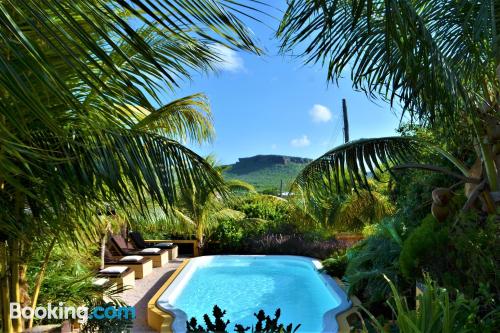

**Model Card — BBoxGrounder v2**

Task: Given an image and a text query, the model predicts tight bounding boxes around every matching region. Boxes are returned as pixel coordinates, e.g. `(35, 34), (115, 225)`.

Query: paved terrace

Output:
(120, 257), (185, 333)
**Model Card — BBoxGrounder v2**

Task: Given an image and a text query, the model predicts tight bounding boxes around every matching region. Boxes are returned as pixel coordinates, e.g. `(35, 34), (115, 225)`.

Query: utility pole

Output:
(342, 98), (349, 143)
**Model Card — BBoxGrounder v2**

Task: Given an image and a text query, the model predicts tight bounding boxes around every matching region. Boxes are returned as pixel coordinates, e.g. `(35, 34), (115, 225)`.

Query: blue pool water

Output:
(157, 256), (351, 333)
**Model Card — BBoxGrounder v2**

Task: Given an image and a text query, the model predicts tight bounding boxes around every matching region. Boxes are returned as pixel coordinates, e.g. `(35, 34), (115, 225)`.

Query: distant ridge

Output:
(224, 154), (312, 192)
(229, 154), (312, 175)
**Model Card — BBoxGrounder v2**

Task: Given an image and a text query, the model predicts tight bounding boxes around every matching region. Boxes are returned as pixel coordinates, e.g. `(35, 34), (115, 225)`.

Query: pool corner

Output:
(147, 259), (190, 332)
(333, 277), (361, 333)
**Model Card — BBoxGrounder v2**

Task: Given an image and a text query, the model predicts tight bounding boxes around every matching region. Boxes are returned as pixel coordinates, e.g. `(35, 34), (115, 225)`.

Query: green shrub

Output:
(448, 213), (499, 298)
(322, 251), (348, 277)
(211, 218), (246, 253)
(343, 220), (405, 308)
(399, 214), (449, 280)
(364, 276), (498, 333)
(234, 195), (290, 224)
(27, 244), (99, 310)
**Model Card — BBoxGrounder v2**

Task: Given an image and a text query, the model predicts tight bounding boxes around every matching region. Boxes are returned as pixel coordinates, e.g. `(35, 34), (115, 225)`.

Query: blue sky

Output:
(171, 4), (401, 165)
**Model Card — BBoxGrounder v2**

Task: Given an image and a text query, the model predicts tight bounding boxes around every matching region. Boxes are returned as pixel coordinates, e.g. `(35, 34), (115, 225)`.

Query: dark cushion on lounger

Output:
(129, 231), (176, 249)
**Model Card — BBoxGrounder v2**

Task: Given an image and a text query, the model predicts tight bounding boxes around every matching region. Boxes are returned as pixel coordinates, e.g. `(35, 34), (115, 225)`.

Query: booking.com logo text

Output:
(10, 302), (136, 323)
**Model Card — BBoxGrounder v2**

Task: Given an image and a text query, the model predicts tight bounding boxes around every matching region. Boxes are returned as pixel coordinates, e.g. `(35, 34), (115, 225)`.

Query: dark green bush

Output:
(343, 220), (406, 310)
(448, 213), (499, 297)
(399, 214), (449, 280)
(233, 195), (290, 224)
(321, 251), (348, 277)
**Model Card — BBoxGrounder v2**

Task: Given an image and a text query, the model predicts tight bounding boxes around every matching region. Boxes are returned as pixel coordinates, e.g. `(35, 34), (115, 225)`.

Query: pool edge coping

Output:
(147, 256), (356, 333)
(147, 259), (190, 333)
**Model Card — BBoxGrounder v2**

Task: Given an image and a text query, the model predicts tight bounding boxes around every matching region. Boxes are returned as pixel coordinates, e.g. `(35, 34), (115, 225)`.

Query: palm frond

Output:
(277, 0), (499, 127)
(225, 179), (256, 193)
(0, 0), (262, 178)
(34, 129), (222, 211)
(295, 137), (424, 193)
(210, 208), (246, 221)
(134, 93), (215, 144)
(294, 136), (475, 194)
(333, 191), (395, 231)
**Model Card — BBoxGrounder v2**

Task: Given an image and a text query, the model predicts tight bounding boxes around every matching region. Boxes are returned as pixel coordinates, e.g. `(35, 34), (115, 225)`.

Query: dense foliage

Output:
(364, 276), (498, 333)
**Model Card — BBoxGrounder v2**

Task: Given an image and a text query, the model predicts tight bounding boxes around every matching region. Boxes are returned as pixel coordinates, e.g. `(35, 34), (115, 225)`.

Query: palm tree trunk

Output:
(9, 239), (22, 332)
(0, 241), (13, 333)
(10, 190), (24, 332)
(100, 220), (111, 270)
(28, 237), (57, 329)
(196, 223), (204, 255)
(100, 233), (107, 270)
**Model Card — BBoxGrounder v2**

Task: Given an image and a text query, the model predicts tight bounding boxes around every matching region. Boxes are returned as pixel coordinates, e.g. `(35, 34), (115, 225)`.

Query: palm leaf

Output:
(294, 136), (474, 194)
(277, 0), (499, 130)
(295, 137), (423, 193)
(134, 93), (215, 144)
(36, 129), (222, 209)
(225, 179), (256, 192)
(210, 208), (246, 221)
(0, 0), (263, 190)
(333, 191), (395, 231)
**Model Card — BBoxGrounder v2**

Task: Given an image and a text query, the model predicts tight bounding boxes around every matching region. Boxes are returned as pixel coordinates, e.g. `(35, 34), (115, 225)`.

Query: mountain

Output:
(224, 155), (312, 193)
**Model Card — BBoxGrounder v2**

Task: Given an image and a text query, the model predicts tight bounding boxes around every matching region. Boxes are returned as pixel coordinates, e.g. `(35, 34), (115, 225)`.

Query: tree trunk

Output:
(100, 220), (111, 270)
(0, 241), (13, 333)
(28, 237), (57, 329)
(196, 223), (204, 255)
(10, 190), (24, 332)
(9, 239), (22, 332)
(100, 233), (107, 270)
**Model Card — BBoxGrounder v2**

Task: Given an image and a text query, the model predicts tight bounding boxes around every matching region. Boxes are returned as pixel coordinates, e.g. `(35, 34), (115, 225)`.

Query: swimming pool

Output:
(155, 255), (351, 332)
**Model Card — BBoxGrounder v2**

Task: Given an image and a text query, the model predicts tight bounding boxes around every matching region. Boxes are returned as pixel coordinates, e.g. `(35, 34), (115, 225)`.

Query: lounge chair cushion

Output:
(156, 242), (174, 248)
(140, 248), (161, 254)
(92, 278), (110, 287)
(119, 255), (144, 262)
(100, 266), (128, 274)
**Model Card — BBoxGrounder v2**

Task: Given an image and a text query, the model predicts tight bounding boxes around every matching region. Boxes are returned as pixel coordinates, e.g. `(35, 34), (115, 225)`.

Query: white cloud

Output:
(210, 44), (244, 73)
(271, 144), (278, 150)
(309, 104), (332, 123)
(290, 135), (311, 148)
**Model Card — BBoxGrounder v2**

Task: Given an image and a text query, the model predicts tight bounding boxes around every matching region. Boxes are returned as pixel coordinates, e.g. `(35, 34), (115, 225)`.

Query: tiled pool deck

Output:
(119, 257), (184, 332)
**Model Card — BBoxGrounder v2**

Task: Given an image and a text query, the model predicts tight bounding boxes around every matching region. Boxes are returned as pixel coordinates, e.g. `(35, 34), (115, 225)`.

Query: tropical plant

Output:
(235, 194), (290, 224)
(165, 158), (256, 250)
(399, 215), (449, 280)
(343, 220), (404, 307)
(321, 251), (348, 278)
(278, 1), (500, 215)
(0, 1), (261, 332)
(290, 180), (394, 232)
(363, 276), (498, 333)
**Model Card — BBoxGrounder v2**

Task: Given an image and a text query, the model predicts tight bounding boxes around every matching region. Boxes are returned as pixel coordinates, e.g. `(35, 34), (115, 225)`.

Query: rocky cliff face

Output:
(228, 155), (311, 175)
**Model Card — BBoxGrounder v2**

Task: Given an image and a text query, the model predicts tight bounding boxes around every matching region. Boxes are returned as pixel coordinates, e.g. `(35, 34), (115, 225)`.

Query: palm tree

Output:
(291, 180), (394, 232)
(277, 1), (500, 213)
(169, 158), (256, 251)
(0, 1), (262, 332)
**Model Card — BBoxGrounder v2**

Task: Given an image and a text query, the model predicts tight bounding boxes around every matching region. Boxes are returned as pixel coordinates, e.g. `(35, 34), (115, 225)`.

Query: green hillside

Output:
(224, 155), (311, 193)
